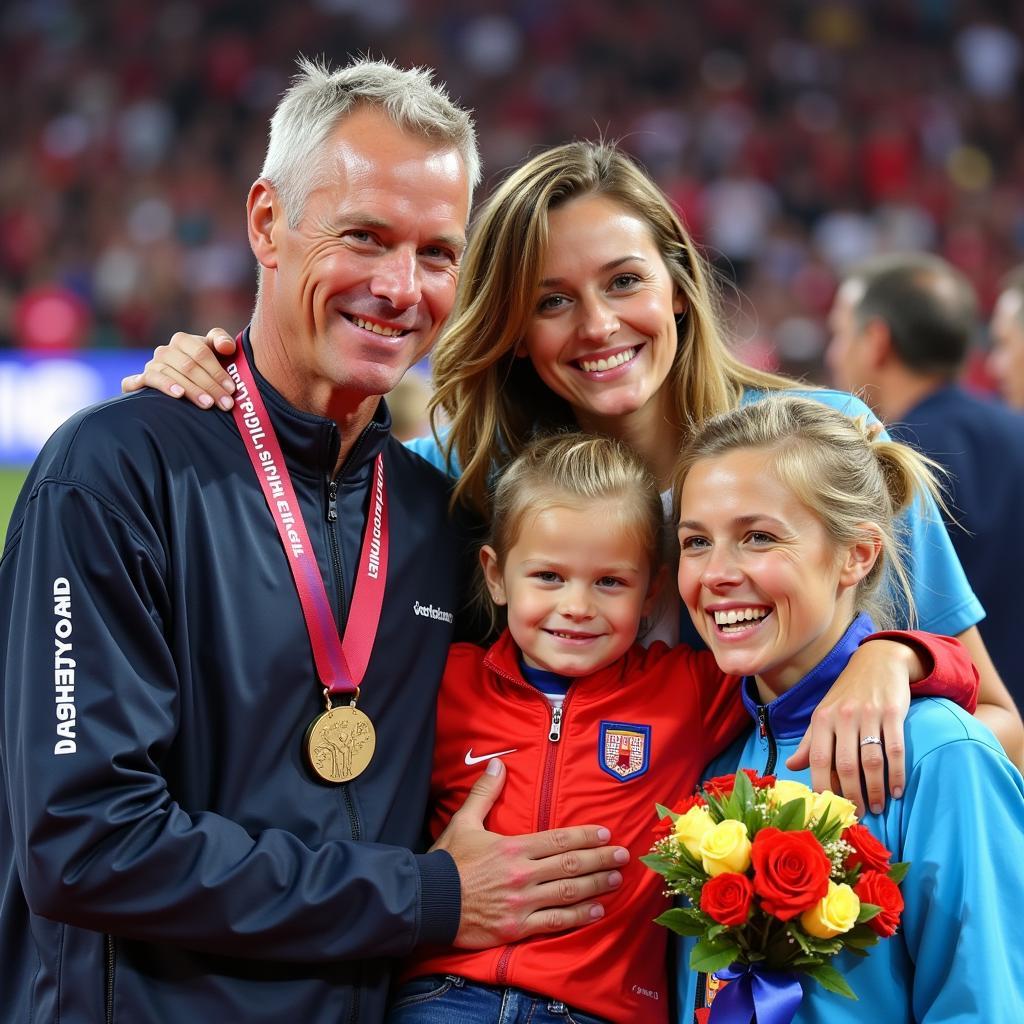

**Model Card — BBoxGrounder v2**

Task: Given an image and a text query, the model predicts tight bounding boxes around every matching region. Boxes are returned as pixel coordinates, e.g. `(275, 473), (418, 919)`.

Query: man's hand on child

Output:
(432, 758), (629, 949)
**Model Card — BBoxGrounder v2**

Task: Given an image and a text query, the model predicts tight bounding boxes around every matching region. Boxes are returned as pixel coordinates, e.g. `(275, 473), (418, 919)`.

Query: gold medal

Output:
(305, 699), (376, 783)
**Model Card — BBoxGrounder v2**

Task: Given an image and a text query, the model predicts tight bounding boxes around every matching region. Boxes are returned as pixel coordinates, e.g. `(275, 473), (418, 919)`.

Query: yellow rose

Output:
(811, 790), (858, 830)
(801, 881), (860, 938)
(770, 779), (814, 824)
(700, 819), (752, 877)
(674, 805), (715, 858)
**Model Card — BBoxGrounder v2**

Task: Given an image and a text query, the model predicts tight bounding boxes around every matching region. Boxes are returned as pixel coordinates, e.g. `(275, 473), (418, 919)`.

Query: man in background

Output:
(826, 252), (1024, 710)
(988, 265), (1024, 410)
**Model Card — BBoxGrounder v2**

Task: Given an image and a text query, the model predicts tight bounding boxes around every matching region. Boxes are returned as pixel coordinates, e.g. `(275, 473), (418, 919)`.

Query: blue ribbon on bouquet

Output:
(710, 962), (803, 1024)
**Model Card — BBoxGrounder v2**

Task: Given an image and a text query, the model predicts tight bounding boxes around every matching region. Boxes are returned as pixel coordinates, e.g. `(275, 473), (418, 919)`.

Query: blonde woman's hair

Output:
(430, 140), (791, 518)
(482, 432), (664, 633)
(672, 397), (947, 628)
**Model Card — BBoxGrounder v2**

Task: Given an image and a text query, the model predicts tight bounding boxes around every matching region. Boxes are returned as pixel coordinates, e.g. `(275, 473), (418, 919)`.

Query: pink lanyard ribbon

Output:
(223, 340), (388, 698)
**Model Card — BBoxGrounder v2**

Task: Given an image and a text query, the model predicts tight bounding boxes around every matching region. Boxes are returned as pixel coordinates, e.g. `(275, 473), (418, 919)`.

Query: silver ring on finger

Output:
(859, 735), (883, 747)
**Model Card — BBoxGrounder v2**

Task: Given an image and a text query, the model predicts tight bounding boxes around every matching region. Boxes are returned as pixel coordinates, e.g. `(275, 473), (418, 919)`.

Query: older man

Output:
(826, 252), (1024, 712)
(989, 265), (1024, 410)
(0, 58), (624, 1023)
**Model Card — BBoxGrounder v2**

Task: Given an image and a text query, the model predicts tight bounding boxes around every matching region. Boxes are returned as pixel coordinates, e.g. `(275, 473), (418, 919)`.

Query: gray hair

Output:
(844, 252), (976, 377)
(260, 55), (480, 226)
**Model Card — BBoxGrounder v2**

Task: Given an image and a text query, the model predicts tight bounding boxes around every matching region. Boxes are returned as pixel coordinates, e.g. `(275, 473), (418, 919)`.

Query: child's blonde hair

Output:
(483, 432), (665, 632)
(672, 397), (946, 628)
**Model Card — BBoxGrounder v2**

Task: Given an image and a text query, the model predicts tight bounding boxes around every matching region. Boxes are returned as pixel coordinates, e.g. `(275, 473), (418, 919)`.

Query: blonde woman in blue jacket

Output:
(674, 396), (1024, 1024)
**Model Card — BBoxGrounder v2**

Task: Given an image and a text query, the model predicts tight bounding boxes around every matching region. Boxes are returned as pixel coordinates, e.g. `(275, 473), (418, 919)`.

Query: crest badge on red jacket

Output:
(598, 721), (651, 781)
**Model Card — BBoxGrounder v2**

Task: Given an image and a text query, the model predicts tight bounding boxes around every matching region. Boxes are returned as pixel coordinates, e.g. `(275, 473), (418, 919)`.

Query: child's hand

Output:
(431, 758), (629, 948)
(122, 328), (237, 410)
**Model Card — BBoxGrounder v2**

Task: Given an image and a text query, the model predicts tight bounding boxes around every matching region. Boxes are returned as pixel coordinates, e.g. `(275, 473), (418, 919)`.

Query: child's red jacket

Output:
(402, 629), (975, 1024)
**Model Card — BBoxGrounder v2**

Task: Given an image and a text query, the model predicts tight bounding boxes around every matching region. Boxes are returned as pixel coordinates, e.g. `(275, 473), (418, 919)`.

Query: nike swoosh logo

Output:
(465, 747), (518, 766)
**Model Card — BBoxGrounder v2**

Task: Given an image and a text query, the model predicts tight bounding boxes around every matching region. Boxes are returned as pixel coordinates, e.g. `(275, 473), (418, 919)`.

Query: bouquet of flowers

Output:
(643, 770), (907, 1024)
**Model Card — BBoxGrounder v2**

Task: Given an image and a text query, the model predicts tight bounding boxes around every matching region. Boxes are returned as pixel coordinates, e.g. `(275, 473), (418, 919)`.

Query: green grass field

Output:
(0, 467), (28, 541)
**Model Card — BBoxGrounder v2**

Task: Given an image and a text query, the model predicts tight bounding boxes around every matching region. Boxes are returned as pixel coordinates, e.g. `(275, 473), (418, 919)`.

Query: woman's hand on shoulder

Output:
(787, 639), (920, 817)
(121, 328), (238, 409)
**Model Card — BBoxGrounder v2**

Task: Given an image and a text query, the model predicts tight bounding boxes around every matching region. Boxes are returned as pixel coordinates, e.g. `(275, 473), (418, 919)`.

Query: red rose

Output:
(843, 824), (892, 874)
(854, 871), (904, 937)
(675, 793), (709, 813)
(745, 769), (777, 790)
(751, 827), (831, 920)
(700, 872), (754, 927)
(703, 773), (737, 798)
(704, 769), (776, 798)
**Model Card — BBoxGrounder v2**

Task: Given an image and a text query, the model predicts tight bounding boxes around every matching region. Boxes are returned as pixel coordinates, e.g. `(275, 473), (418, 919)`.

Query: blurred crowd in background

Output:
(2, 0), (1023, 386)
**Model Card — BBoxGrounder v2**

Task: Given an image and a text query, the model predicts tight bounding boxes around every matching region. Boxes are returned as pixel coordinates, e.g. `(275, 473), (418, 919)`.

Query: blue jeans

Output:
(386, 975), (612, 1024)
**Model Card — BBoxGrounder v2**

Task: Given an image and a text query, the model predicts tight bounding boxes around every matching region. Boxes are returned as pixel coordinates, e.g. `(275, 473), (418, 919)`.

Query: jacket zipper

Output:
(494, 683), (573, 984)
(757, 704), (778, 775)
(326, 478), (347, 626)
(105, 933), (115, 1024)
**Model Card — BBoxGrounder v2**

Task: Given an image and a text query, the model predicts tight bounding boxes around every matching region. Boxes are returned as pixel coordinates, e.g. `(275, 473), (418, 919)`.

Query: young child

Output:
(673, 396), (1024, 1023)
(387, 433), (975, 1024)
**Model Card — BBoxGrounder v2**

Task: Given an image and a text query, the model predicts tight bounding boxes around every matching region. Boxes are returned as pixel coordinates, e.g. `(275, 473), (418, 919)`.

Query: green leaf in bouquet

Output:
(842, 924), (880, 951)
(655, 802), (681, 823)
(811, 807), (843, 845)
(804, 963), (857, 1000)
(707, 924), (728, 940)
(773, 798), (808, 832)
(856, 902), (881, 924)
(653, 907), (706, 936)
(810, 938), (844, 956)
(732, 767), (755, 811)
(743, 806), (763, 838)
(786, 922), (814, 955)
(786, 923), (842, 957)
(722, 792), (744, 822)
(640, 852), (676, 874)
(888, 861), (910, 885)
(675, 843), (706, 876)
(703, 790), (729, 823)
(790, 955), (825, 967)
(690, 937), (741, 974)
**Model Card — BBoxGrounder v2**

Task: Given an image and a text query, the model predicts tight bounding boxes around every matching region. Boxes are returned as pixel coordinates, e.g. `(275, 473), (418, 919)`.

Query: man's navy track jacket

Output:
(0, 334), (464, 1022)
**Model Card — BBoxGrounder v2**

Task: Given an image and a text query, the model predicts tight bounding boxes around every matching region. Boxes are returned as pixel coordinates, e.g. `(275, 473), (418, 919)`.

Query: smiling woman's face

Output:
(522, 193), (683, 426)
(676, 448), (860, 698)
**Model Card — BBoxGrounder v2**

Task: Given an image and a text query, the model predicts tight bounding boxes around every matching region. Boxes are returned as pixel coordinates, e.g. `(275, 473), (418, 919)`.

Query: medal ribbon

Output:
(223, 338), (388, 699)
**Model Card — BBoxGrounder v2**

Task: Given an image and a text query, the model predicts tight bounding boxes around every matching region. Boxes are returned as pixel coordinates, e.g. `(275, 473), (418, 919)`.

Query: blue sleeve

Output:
(744, 388), (984, 635)
(403, 427), (463, 479)
(899, 708), (1024, 1021)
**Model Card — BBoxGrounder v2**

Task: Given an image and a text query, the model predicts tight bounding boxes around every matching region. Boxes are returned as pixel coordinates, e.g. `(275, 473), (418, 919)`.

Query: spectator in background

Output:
(988, 265), (1024, 410)
(826, 253), (1024, 710)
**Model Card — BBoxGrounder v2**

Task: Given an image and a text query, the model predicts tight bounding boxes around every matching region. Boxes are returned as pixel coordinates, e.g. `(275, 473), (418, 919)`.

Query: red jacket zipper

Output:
(489, 667), (573, 985)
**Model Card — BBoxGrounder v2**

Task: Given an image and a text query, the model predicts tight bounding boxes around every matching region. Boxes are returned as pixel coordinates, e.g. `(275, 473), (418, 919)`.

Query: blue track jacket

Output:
(0, 331), (464, 1023)
(677, 614), (1024, 1023)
